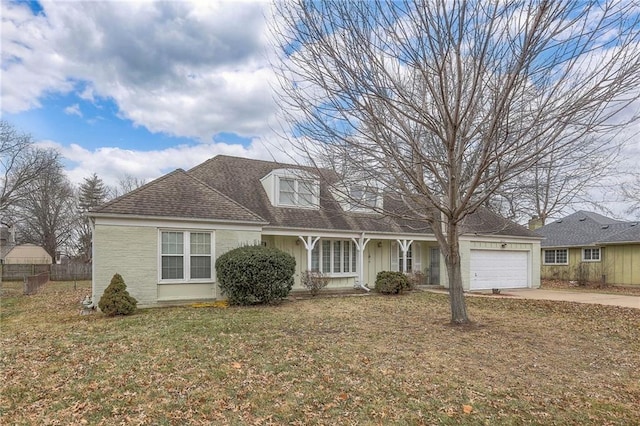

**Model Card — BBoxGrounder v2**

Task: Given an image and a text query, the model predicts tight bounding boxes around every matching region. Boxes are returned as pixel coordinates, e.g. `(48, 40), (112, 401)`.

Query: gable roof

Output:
(188, 155), (536, 238)
(90, 155), (536, 239)
(534, 210), (640, 247)
(90, 169), (265, 223)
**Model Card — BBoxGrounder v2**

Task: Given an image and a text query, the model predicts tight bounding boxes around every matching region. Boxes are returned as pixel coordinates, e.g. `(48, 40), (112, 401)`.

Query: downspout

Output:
(352, 233), (371, 292)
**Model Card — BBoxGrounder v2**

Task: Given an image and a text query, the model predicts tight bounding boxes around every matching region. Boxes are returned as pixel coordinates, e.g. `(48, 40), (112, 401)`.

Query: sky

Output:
(1, 0), (290, 186)
(1, 0), (639, 219)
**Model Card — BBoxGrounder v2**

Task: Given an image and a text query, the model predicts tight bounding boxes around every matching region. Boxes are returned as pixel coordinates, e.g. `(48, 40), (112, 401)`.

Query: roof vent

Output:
(555, 220), (562, 223)
(601, 225), (609, 229)
(579, 217), (586, 221)
(631, 222), (638, 227)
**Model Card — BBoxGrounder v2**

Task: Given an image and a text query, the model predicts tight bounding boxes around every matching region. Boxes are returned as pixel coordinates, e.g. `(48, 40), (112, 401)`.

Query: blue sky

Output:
(1, 0), (285, 185)
(1, 0), (639, 218)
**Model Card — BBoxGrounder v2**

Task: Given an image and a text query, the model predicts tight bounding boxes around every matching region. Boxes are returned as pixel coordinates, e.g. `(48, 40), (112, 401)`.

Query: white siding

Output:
(93, 220), (262, 306)
(93, 224), (158, 305)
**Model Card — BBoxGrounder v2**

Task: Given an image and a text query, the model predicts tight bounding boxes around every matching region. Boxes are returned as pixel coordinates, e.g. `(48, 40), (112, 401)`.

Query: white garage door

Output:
(470, 250), (529, 290)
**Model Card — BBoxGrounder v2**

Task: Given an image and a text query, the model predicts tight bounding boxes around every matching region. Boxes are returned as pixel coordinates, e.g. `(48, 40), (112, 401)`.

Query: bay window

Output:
(311, 239), (357, 274)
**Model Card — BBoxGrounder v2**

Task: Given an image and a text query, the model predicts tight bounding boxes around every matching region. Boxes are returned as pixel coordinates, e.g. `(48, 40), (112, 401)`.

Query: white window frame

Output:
(311, 239), (357, 276)
(159, 230), (214, 283)
(349, 185), (379, 211)
(543, 249), (568, 265)
(277, 176), (319, 208)
(391, 242), (421, 273)
(582, 247), (601, 262)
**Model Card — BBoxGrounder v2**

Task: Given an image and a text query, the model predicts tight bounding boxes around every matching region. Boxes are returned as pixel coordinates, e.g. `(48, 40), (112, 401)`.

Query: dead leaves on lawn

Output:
(1, 281), (639, 425)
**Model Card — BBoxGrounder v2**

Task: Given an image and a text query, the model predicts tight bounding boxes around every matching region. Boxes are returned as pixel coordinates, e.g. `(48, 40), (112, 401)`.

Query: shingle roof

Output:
(534, 210), (640, 247)
(188, 155), (537, 238)
(91, 169), (265, 223)
(90, 155), (537, 238)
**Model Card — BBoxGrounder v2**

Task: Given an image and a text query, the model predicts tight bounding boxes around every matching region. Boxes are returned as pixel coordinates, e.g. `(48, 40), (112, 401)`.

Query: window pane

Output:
(333, 241), (342, 273)
(162, 232), (183, 255)
(343, 241), (350, 272)
(311, 243), (320, 271)
(191, 233), (211, 255)
(298, 181), (314, 206)
(322, 240), (331, 273)
(162, 256), (184, 279)
(593, 249), (600, 260)
(557, 249), (567, 263)
(352, 243), (357, 272)
(190, 256), (211, 279)
(362, 191), (377, 208)
(544, 250), (555, 264)
(279, 178), (296, 205)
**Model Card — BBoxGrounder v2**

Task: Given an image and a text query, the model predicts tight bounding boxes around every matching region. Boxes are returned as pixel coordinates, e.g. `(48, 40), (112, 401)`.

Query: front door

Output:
(429, 247), (440, 285)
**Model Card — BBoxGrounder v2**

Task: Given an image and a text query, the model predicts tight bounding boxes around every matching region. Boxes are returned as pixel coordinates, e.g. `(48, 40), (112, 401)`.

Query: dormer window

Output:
(261, 168), (320, 209)
(279, 177), (317, 207)
(350, 186), (378, 210)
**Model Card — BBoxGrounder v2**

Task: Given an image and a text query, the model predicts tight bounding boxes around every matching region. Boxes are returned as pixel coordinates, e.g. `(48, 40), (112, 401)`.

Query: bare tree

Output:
(489, 134), (623, 224)
(0, 120), (60, 213)
(12, 162), (77, 262)
(622, 173), (640, 218)
(271, 0), (640, 323)
(111, 174), (146, 198)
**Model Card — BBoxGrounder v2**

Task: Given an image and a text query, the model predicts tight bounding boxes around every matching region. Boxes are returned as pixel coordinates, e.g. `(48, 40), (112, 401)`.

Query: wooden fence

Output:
(1, 263), (91, 282)
(24, 271), (49, 295)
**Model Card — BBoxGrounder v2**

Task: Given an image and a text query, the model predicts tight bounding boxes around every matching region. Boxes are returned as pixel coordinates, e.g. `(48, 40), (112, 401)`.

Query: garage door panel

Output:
(470, 250), (529, 290)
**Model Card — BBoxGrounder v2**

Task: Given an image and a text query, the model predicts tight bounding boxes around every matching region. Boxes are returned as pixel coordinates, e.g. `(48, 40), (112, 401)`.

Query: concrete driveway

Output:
(501, 289), (640, 309)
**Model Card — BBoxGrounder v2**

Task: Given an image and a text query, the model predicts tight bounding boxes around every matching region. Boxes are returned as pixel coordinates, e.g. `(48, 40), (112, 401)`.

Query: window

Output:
(543, 249), (568, 265)
(350, 186), (378, 210)
(311, 239), (357, 274)
(160, 231), (212, 281)
(392, 242), (421, 272)
(582, 247), (600, 262)
(278, 177), (318, 207)
(400, 243), (412, 272)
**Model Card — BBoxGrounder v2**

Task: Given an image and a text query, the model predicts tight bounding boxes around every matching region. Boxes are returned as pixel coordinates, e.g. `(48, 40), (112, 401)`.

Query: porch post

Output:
(351, 233), (371, 286)
(298, 236), (320, 271)
(397, 239), (414, 273)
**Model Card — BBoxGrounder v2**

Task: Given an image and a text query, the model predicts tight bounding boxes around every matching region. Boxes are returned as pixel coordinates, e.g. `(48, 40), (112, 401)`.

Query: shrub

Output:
(215, 245), (296, 305)
(375, 271), (411, 294)
(98, 273), (138, 316)
(405, 271), (425, 289)
(301, 270), (330, 296)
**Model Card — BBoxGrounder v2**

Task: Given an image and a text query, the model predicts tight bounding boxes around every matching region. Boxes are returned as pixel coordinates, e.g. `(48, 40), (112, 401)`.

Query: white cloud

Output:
(1, 0), (279, 140)
(64, 104), (82, 117)
(36, 137), (299, 189)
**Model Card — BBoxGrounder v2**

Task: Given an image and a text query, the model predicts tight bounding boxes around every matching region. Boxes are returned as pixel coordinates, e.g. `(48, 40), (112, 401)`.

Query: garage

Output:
(470, 250), (529, 290)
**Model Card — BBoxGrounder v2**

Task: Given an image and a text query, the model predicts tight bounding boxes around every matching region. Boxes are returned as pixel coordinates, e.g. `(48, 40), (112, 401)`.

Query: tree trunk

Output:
(445, 222), (469, 324)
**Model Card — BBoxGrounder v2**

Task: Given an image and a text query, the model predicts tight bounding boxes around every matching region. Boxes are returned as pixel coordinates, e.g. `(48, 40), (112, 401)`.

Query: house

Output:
(534, 211), (640, 286)
(89, 155), (541, 306)
(0, 227), (52, 265)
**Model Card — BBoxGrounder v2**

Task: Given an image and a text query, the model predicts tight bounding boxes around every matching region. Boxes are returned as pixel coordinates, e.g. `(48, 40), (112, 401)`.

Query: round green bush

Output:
(215, 245), (296, 305)
(375, 271), (411, 294)
(98, 273), (138, 316)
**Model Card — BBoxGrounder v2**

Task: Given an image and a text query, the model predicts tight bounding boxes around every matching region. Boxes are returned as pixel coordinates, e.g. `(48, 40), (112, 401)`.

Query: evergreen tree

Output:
(77, 174), (109, 262)
(98, 273), (137, 316)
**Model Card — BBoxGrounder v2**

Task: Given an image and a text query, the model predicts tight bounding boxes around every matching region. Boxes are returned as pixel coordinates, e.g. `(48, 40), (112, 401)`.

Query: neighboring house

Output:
(0, 227), (52, 264)
(89, 155), (541, 306)
(534, 211), (640, 286)
(1, 244), (52, 265)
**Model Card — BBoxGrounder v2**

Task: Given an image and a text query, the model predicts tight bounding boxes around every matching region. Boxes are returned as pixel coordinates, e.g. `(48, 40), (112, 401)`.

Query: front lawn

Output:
(1, 281), (639, 425)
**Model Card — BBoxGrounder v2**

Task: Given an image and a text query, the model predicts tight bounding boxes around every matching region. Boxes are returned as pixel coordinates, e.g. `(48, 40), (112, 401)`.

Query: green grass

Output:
(1, 281), (639, 425)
